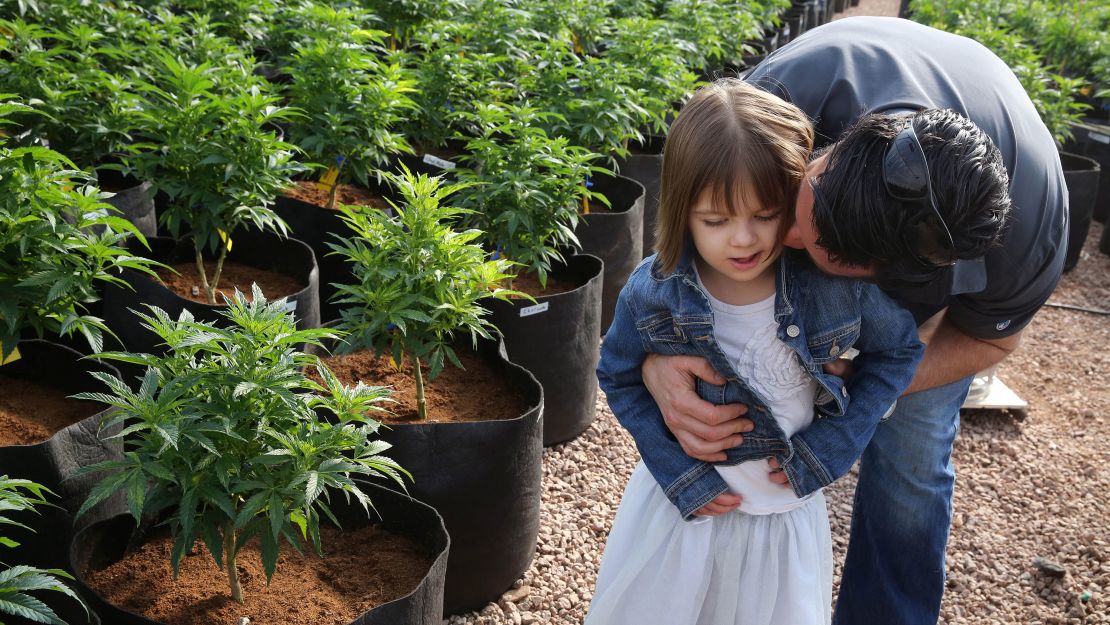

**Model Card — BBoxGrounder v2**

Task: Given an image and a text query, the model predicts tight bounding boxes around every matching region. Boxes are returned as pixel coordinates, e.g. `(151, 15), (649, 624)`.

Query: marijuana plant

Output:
(74, 288), (407, 603)
(453, 103), (606, 287)
(329, 166), (522, 420)
(0, 477), (88, 625)
(0, 98), (160, 359)
(119, 53), (301, 304)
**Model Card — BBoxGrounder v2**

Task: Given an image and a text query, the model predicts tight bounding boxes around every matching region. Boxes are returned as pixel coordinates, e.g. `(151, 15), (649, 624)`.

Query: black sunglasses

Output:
(882, 124), (957, 268)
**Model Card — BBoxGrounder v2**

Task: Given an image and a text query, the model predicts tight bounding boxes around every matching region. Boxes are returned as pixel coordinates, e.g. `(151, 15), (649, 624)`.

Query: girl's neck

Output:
(694, 256), (777, 306)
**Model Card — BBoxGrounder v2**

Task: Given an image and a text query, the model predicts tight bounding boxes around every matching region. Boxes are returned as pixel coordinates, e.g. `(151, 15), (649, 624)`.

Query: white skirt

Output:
(585, 462), (833, 625)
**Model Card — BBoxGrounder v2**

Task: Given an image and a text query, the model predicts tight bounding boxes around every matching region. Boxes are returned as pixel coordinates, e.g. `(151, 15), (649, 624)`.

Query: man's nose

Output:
(783, 221), (805, 249)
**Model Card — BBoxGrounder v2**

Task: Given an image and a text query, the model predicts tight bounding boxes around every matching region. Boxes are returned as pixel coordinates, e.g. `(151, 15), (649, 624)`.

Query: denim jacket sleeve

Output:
(782, 283), (925, 496)
(597, 295), (730, 521)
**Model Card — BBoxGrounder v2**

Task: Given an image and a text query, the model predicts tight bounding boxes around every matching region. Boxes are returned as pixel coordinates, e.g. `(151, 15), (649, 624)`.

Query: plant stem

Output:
(224, 524), (243, 603)
(195, 244), (214, 305)
(325, 158), (347, 211)
(414, 355), (427, 420)
(208, 245), (228, 305)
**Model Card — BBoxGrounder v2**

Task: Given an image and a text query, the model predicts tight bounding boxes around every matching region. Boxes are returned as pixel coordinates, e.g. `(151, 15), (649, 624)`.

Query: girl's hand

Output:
(768, 457), (791, 487)
(693, 492), (743, 517)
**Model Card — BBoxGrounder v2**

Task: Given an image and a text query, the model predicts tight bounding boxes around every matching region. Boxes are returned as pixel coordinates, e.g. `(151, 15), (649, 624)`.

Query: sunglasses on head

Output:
(882, 123), (957, 269)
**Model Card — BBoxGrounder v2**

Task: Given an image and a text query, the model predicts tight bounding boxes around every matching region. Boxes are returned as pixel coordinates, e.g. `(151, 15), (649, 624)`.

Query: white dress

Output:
(586, 288), (833, 625)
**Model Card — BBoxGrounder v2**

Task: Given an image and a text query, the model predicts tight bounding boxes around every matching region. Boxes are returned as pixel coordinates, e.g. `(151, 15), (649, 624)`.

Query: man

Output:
(642, 16), (1067, 625)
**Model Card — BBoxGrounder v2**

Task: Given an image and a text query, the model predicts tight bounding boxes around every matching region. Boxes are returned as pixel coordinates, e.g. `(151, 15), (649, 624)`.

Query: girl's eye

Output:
(755, 212), (781, 223)
(703, 219), (727, 227)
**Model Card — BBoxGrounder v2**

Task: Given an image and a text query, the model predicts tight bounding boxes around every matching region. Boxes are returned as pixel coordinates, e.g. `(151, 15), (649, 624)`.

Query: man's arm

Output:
(641, 354), (752, 462)
(905, 313), (1023, 394)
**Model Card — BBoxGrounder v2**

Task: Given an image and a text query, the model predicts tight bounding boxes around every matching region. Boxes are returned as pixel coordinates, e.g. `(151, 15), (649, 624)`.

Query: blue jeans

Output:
(833, 375), (973, 625)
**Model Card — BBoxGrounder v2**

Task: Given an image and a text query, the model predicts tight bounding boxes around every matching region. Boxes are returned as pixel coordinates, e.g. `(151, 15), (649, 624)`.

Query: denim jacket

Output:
(598, 248), (924, 520)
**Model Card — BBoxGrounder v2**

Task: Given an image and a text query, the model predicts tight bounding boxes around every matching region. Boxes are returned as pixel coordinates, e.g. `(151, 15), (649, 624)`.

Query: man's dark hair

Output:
(811, 109), (1011, 280)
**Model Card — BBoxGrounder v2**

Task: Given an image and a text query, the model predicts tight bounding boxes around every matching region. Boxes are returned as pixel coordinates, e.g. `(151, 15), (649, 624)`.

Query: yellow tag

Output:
(1080, 85), (1092, 96)
(572, 32), (583, 56)
(581, 194), (590, 215)
(0, 26), (14, 39)
(389, 354), (401, 370)
(217, 229), (233, 252)
(0, 345), (21, 366)
(318, 166), (340, 189)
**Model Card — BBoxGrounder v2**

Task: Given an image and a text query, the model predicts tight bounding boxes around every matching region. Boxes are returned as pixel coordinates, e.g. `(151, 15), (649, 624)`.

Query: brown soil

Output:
(85, 523), (432, 625)
(155, 261), (305, 305)
(282, 180), (389, 211)
(0, 375), (102, 446)
(316, 349), (529, 424)
(508, 271), (582, 299)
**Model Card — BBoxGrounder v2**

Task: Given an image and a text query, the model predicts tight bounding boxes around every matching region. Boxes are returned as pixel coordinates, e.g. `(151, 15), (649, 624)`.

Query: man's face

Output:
(783, 152), (876, 279)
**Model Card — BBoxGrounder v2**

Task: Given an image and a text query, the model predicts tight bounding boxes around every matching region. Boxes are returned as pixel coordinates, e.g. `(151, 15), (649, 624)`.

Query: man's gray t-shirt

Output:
(745, 16), (1068, 339)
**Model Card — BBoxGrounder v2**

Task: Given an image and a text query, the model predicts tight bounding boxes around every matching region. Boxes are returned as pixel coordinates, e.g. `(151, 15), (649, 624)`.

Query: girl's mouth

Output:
(729, 253), (761, 269)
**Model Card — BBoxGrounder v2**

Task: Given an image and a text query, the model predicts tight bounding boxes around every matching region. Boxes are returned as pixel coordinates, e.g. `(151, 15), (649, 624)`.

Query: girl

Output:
(587, 79), (924, 625)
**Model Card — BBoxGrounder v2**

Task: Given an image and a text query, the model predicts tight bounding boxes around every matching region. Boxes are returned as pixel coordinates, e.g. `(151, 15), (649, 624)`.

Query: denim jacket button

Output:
(786, 325), (801, 338)
(829, 344), (841, 356)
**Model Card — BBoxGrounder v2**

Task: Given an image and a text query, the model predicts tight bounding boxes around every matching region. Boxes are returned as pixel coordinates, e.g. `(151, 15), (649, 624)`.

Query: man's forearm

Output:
(905, 316), (1022, 394)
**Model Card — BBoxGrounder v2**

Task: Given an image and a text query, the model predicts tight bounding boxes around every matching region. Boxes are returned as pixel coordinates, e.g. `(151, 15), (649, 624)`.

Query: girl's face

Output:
(689, 185), (782, 301)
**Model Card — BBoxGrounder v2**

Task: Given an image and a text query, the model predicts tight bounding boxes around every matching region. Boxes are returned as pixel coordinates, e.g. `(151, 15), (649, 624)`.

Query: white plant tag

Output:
(519, 302), (549, 317)
(283, 300), (298, 312)
(1090, 132), (1109, 145)
(422, 153), (457, 170)
(83, 208), (109, 221)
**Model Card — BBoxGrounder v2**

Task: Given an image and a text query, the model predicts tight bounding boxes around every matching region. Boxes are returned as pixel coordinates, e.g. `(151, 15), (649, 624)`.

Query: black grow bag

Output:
(1061, 152), (1100, 272)
(101, 229), (320, 357)
(576, 172), (644, 335)
(273, 180), (393, 324)
(95, 168), (157, 238)
(614, 135), (665, 260)
(0, 340), (125, 582)
(69, 484), (450, 625)
(486, 254), (603, 446)
(309, 335), (544, 615)
(1067, 120), (1110, 223)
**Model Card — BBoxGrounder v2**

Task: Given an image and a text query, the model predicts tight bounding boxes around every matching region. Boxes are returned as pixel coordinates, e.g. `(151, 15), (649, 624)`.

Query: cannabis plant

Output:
(0, 98), (160, 360)
(0, 477), (88, 625)
(329, 166), (522, 420)
(453, 103), (607, 287)
(119, 53), (301, 304)
(282, 12), (416, 208)
(74, 289), (407, 603)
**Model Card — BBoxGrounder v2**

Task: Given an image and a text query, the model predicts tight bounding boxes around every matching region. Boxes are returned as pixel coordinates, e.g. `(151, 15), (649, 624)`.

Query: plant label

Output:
(82, 208), (109, 221)
(422, 153), (457, 170)
(0, 344), (20, 366)
(1090, 132), (1109, 145)
(519, 302), (549, 317)
(283, 300), (297, 312)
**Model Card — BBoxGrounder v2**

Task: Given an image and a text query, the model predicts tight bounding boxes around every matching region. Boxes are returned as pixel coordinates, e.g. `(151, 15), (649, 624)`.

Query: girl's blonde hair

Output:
(654, 78), (814, 275)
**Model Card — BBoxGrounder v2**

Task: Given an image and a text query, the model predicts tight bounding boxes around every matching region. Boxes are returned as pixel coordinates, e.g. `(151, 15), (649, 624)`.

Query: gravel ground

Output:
(450, 4), (1110, 624)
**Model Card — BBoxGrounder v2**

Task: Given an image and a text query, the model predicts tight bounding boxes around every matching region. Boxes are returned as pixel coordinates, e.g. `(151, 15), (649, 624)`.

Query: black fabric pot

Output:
(101, 229), (319, 357)
(834, 0), (850, 12)
(614, 135), (664, 259)
(576, 172), (645, 335)
(1067, 120), (1110, 223)
(273, 180), (392, 324)
(0, 340), (125, 583)
(69, 484), (450, 625)
(1060, 152), (1100, 272)
(308, 335), (543, 615)
(94, 168), (157, 238)
(486, 254), (603, 446)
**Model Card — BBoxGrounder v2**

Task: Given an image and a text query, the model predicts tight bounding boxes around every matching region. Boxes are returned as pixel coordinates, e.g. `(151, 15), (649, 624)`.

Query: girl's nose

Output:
(730, 222), (756, 247)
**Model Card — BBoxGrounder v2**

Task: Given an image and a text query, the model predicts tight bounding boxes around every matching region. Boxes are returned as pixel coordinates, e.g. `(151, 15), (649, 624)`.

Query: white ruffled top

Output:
(695, 269), (820, 514)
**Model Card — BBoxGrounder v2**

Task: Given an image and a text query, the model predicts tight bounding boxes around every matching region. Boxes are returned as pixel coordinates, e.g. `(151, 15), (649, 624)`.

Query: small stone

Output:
(503, 584), (531, 604)
(192, 285), (201, 296)
(238, 619), (250, 625)
(1034, 557), (1068, 578)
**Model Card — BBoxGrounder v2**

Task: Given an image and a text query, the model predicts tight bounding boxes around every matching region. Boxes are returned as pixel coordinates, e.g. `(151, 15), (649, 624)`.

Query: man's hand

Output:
(642, 354), (752, 462)
(693, 492), (742, 517)
(767, 457), (790, 487)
